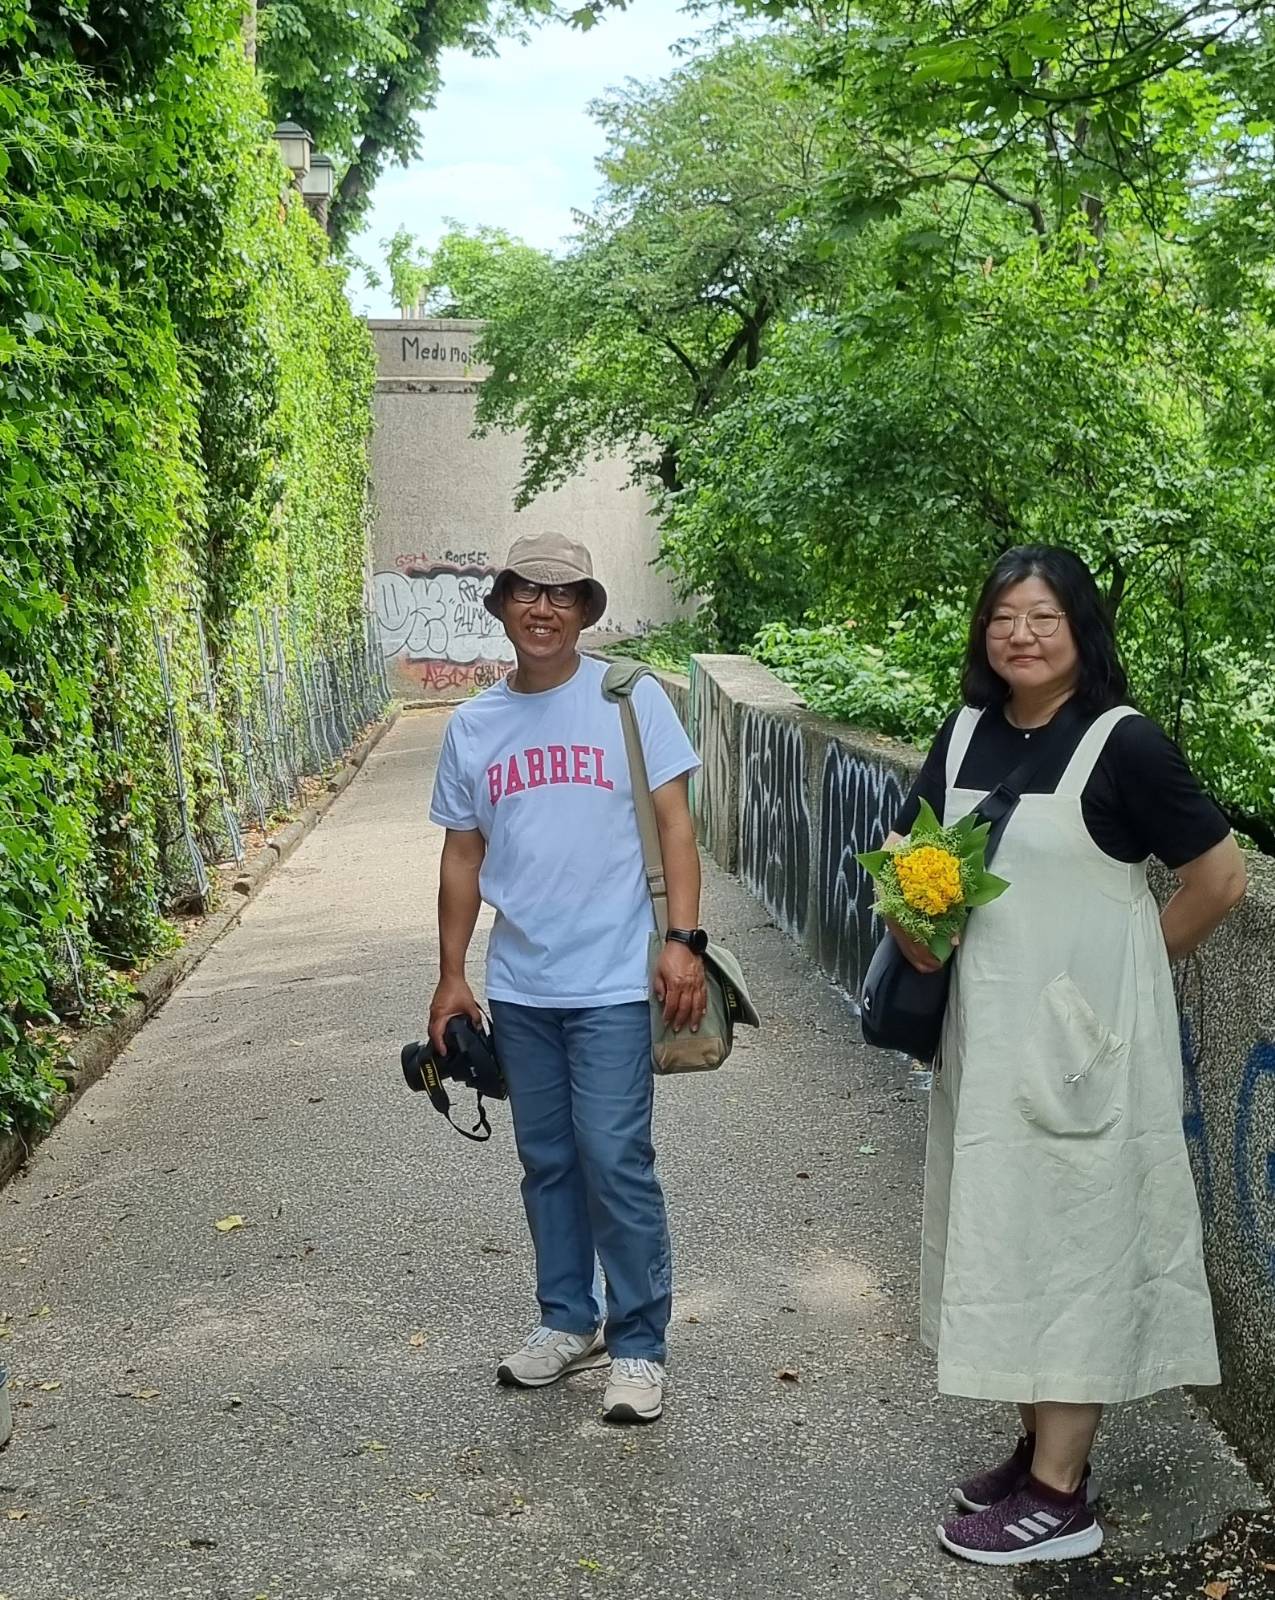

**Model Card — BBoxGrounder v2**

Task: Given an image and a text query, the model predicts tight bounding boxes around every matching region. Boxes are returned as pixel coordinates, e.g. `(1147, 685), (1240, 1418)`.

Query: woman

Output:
(887, 546), (1246, 1567)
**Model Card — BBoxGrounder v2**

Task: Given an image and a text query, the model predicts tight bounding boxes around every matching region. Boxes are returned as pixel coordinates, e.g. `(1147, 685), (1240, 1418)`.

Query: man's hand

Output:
(428, 975), (483, 1055)
(653, 939), (708, 1033)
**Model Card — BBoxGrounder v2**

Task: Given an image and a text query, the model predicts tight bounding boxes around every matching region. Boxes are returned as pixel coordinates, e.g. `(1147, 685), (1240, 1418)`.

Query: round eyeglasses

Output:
(985, 608), (1067, 640)
(507, 580), (584, 610)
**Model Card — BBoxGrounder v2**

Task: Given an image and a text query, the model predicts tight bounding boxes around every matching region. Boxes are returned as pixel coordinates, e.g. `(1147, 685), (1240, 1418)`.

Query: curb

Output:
(0, 709), (401, 1192)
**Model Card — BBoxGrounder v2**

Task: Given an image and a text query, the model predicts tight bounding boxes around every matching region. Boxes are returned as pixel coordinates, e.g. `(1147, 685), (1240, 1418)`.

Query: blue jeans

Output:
(489, 1000), (671, 1362)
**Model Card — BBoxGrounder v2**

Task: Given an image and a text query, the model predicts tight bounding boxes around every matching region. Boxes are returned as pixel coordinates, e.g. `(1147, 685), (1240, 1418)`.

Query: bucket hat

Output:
(484, 533), (608, 629)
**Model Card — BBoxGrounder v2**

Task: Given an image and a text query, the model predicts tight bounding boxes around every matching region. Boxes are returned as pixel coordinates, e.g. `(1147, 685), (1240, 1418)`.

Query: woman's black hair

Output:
(961, 545), (1129, 714)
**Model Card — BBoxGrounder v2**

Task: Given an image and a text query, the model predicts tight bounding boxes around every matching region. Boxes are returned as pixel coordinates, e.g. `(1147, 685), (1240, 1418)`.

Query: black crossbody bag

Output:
(859, 704), (1080, 1063)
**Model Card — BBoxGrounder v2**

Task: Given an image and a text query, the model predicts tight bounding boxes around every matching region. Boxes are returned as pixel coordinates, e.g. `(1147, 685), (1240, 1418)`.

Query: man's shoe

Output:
(952, 1436), (1097, 1514)
(601, 1357), (665, 1423)
(496, 1326), (608, 1388)
(938, 1481), (1103, 1566)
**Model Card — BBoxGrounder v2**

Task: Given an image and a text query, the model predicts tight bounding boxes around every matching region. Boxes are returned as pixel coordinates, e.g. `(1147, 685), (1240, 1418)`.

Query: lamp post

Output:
(272, 121), (313, 185)
(300, 152), (335, 233)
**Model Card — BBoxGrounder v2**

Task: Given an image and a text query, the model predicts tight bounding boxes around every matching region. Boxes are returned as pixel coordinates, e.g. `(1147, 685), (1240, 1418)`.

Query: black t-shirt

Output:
(894, 704), (1231, 868)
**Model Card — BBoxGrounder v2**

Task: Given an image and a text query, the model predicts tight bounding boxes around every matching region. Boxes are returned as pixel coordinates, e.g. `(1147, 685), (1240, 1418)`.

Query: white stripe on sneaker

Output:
(1006, 1524), (1034, 1542)
(1036, 1512), (1062, 1528)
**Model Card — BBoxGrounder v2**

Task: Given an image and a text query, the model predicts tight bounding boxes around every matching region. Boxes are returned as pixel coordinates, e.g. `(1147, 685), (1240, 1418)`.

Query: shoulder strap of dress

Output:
(1055, 706), (1139, 797)
(944, 707), (983, 791)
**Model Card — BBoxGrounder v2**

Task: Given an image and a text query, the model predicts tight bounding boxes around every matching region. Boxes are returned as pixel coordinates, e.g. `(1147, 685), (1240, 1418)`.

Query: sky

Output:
(347, 0), (705, 317)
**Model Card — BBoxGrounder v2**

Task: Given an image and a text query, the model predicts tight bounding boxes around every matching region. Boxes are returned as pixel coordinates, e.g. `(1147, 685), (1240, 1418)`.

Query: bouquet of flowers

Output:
(856, 800), (1010, 963)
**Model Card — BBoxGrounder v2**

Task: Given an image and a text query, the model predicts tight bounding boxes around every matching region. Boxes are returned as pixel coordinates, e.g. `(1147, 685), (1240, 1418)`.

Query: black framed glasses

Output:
(985, 608), (1067, 640)
(507, 579), (584, 610)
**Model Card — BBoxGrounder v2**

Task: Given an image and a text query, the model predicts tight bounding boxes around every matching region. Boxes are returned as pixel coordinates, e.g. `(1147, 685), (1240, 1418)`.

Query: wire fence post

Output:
(255, 610), (292, 810)
(190, 590), (244, 867)
(151, 615), (210, 908)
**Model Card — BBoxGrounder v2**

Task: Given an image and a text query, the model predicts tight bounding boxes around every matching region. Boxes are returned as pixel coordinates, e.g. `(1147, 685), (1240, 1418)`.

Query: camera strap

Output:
(421, 1056), (494, 1143)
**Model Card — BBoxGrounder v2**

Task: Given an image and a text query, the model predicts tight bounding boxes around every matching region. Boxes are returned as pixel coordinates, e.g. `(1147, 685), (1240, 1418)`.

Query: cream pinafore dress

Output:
(920, 706), (1220, 1404)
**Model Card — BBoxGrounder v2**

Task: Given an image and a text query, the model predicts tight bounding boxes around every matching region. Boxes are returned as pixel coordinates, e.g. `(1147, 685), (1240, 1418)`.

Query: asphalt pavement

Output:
(0, 707), (1261, 1600)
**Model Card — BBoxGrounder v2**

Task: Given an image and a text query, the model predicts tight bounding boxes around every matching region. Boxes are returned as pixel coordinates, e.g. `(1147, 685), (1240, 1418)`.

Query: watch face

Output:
(689, 928), (709, 956)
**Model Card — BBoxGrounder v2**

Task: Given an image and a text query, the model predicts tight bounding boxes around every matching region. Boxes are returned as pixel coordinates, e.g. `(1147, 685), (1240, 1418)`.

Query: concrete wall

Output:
(680, 653), (1275, 1485)
(367, 319), (687, 701)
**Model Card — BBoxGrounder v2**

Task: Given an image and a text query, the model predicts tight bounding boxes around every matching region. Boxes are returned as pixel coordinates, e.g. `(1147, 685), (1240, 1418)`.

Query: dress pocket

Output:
(1016, 974), (1127, 1137)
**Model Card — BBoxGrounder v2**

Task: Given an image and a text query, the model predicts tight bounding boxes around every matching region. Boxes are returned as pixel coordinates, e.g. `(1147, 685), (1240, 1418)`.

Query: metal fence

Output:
(149, 599), (391, 910)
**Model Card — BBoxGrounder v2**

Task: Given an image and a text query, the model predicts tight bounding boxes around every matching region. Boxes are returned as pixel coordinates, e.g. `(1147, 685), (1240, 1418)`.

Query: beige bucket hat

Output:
(483, 533), (608, 629)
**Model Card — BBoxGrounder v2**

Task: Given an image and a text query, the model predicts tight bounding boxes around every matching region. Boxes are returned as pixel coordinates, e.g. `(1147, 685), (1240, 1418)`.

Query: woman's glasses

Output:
(507, 580), (583, 610)
(986, 608), (1067, 640)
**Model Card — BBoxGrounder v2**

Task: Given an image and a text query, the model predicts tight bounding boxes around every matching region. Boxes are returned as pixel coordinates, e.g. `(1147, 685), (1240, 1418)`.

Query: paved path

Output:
(0, 709), (1260, 1600)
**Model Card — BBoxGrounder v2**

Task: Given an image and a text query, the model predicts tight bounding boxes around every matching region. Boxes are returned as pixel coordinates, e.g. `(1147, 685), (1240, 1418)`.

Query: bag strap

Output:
(602, 663), (669, 935)
(974, 700), (1083, 867)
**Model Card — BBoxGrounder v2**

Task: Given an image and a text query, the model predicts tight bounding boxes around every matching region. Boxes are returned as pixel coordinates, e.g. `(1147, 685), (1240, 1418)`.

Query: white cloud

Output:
(347, 0), (708, 314)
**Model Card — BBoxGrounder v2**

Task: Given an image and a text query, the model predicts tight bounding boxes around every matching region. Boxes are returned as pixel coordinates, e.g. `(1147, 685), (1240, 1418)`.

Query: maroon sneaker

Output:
(952, 1437), (1097, 1513)
(939, 1480), (1103, 1566)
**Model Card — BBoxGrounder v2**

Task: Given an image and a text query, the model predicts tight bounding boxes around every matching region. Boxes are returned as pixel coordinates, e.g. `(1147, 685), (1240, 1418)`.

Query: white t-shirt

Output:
(429, 655), (700, 1007)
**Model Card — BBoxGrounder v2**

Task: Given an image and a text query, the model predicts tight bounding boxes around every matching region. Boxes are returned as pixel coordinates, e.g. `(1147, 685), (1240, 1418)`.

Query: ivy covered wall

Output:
(0, 2), (380, 1132)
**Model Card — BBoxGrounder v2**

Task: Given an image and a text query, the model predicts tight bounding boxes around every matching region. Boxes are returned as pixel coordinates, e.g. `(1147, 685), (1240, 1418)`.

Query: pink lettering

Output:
(571, 745), (591, 784)
(525, 748), (547, 788)
(505, 754), (526, 796)
(548, 745), (568, 784)
(591, 747), (614, 791)
(487, 764), (503, 805)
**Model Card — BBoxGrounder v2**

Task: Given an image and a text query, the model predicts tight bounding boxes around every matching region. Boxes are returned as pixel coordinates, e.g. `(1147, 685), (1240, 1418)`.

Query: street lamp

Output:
(300, 152), (335, 231)
(272, 121), (312, 183)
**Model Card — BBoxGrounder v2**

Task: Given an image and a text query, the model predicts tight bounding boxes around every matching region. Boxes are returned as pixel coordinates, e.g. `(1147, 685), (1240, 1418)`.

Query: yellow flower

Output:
(895, 845), (964, 917)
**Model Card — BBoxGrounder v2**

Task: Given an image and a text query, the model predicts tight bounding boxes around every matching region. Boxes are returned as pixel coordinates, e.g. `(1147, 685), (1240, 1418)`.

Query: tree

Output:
(473, 33), (851, 502)
(257, 0), (551, 242)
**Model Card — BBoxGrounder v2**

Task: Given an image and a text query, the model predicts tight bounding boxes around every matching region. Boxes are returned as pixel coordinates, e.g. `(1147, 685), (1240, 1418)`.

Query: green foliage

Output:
(753, 611), (964, 746)
(0, 4), (376, 1133)
(601, 617), (715, 677)
(257, 0), (552, 242)
(474, 33), (843, 504)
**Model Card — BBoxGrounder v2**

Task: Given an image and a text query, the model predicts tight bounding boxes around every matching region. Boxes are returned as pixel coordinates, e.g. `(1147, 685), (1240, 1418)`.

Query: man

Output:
(427, 532), (706, 1424)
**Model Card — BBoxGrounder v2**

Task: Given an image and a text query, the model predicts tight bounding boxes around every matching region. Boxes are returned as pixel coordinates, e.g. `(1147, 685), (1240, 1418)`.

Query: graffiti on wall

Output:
(817, 741), (906, 998)
(372, 563), (513, 666)
(739, 710), (810, 940)
(1178, 970), (1275, 1287)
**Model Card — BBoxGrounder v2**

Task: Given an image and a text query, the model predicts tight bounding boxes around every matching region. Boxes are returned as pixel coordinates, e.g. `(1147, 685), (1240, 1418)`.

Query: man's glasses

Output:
(986, 608), (1067, 640)
(507, 580), (584, 610)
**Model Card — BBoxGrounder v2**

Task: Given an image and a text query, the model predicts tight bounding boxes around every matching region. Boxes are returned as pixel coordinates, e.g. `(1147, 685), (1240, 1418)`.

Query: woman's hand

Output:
(887, 918), (946, 975)
(654, 940), (708, 1032)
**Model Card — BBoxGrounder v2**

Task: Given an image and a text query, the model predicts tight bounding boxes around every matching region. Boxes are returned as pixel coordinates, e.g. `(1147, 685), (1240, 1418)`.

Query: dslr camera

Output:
(401, 1014), (507, 1142)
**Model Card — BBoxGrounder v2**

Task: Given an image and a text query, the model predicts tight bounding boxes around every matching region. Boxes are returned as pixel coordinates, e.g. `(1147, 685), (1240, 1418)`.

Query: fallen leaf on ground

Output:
(28, 1304), (51, 1319)
(685, 1315), (701, 1325)
(132, 1387), (161, 1401)
(360, 1440), (388, 1453)
(1203, 1584), (1232, 1599)
(36, 1381), (61, 1392)
(408, 1332), (427, 1349)
(3, 1510), (29, 1522)
(857, 1143), (878, 1156)
(409, 1489), (436, 1503)
(214, 1215), (245, 1232)
(776, 1367), (800, 1383)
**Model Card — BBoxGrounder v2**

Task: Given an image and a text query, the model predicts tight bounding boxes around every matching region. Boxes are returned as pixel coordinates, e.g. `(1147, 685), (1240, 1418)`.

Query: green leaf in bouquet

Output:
(929, 931), (955, 963)
(913, 797), (944, 837)
(856, 848), (891, 877)
(964, 871), (1011, 907)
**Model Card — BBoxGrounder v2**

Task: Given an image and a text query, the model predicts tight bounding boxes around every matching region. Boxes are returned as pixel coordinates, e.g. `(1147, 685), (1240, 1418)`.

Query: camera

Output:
(401, 1014), (507, 1142)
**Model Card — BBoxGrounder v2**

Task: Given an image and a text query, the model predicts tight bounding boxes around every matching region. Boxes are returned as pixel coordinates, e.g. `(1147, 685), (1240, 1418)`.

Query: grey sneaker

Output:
(496, 1326), (608, 1388)
(953, 1436), (1096, 1514)
(601, 1357), (665, 1423)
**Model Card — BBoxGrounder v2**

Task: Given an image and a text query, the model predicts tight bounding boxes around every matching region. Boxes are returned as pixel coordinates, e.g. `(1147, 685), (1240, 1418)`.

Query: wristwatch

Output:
(666, 927), (709, 956)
